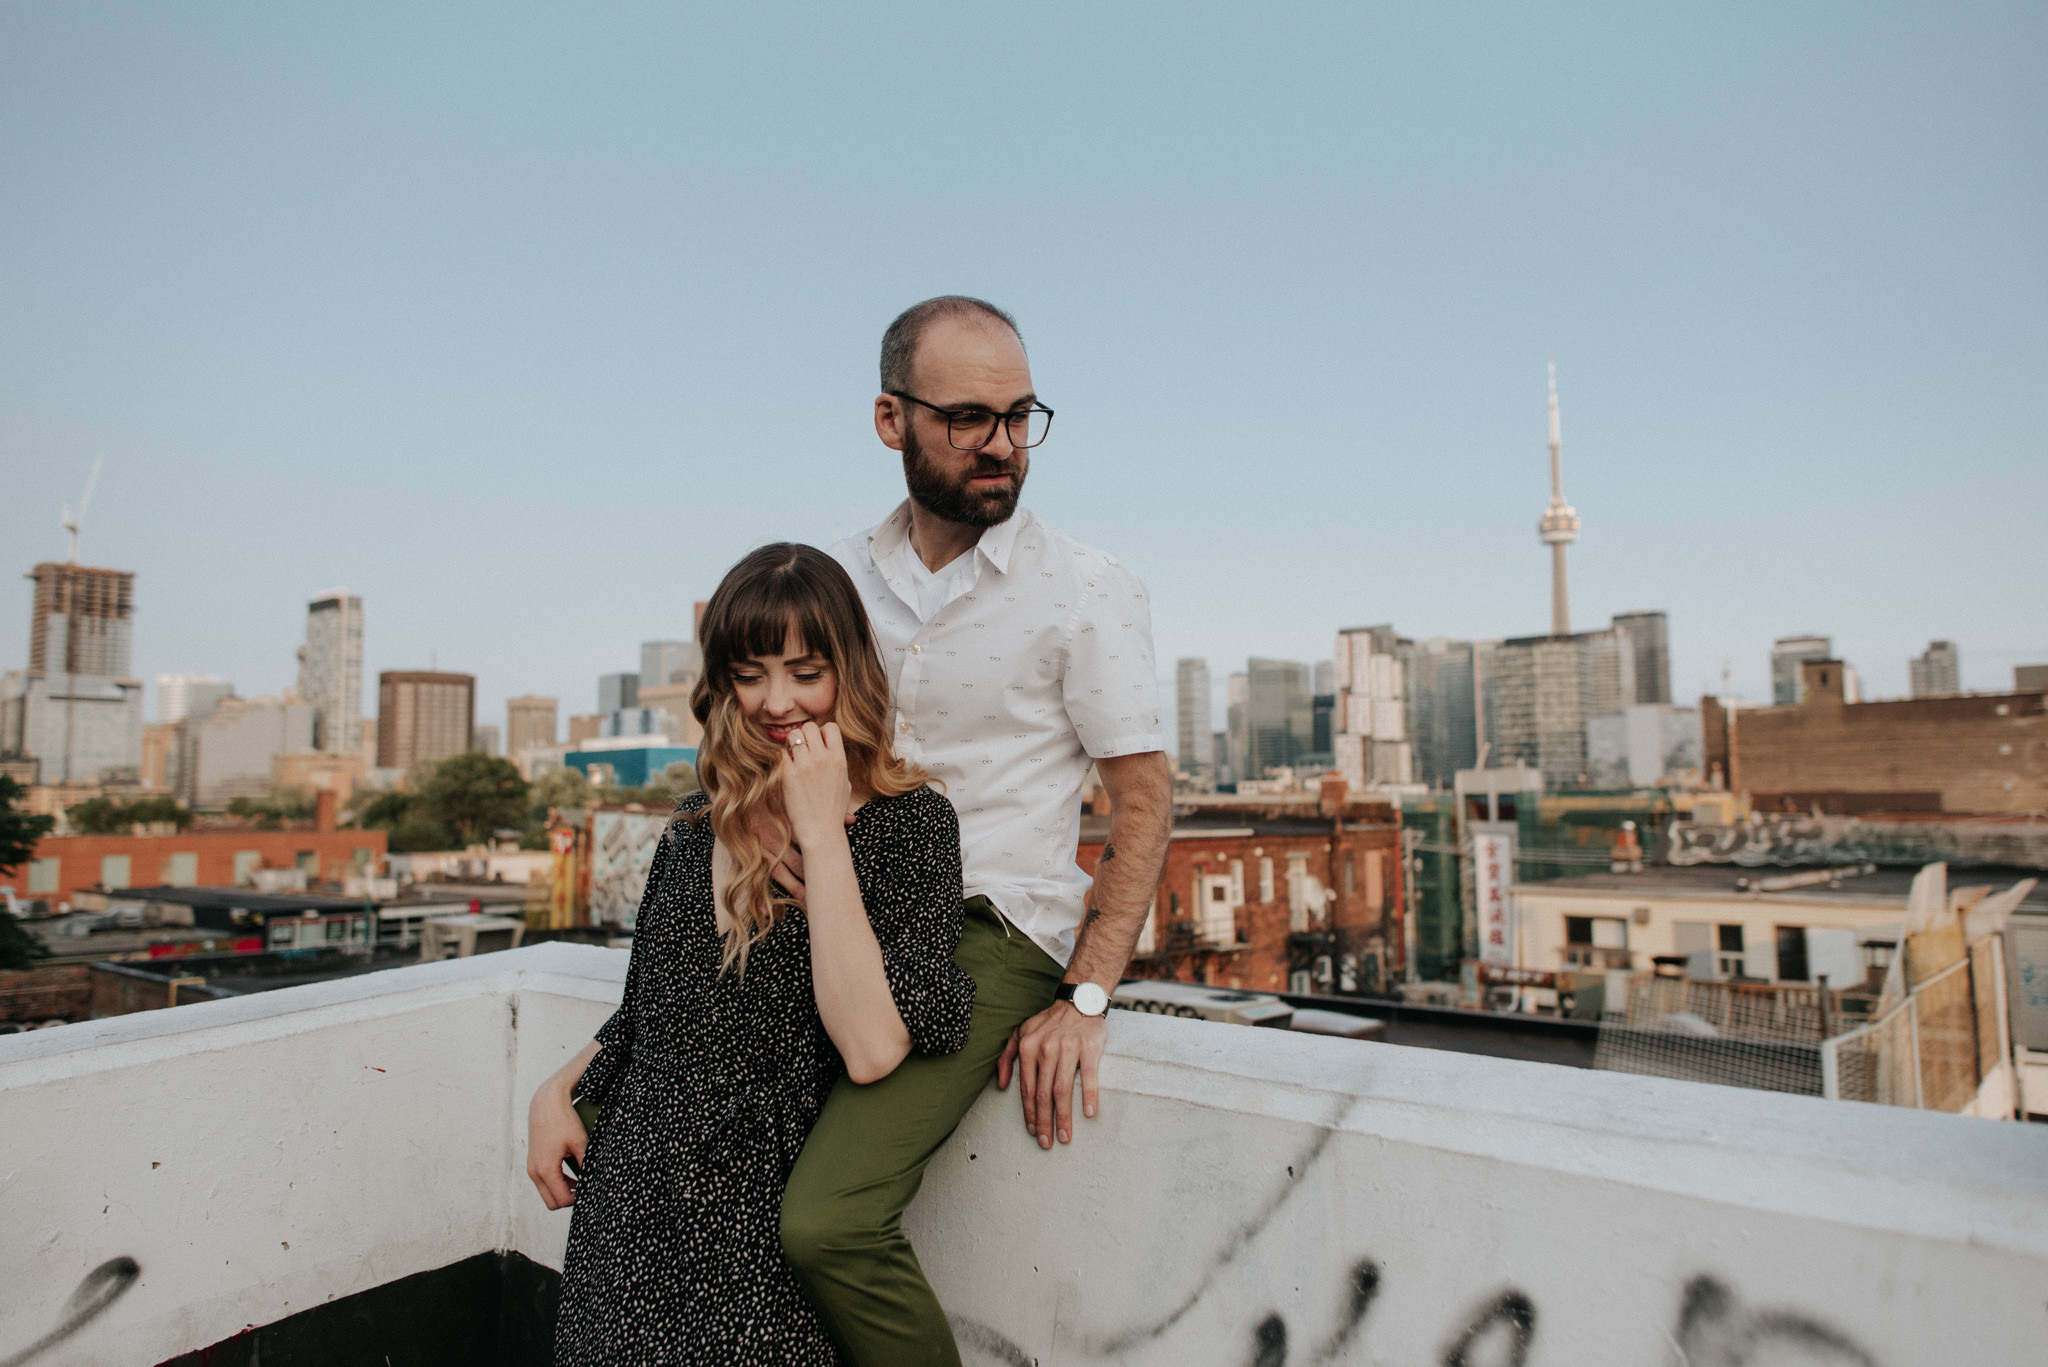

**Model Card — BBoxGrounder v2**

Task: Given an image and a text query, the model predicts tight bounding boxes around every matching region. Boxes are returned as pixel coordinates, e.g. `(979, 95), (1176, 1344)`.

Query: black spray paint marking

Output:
(1303, 1258), (1382, 1366)
(1249, 1313), (1287, 1367)
(951, 1261), (1884, 1367)
(0, 1256), (141, 1367)
(1442, 1290), (1537, 1367)
(1093, 1115), (1345, 1355)
(948, 1316), (1034, 1367)
(1676, 1275), (1881, 1367)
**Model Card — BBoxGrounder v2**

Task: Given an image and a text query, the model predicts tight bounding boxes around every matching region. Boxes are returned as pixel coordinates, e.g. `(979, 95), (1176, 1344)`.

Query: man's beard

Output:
(901, 423), (1027, 528)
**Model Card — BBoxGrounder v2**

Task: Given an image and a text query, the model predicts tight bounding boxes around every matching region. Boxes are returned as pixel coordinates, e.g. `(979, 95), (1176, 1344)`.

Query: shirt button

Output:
(899, 721), (912, 733)
(910, 644), (924, 655)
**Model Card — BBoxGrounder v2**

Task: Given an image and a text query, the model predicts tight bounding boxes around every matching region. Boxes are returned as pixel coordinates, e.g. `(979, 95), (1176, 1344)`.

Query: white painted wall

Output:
(2, 944), (2045, 1366)
(1518, 881), (1906, 982)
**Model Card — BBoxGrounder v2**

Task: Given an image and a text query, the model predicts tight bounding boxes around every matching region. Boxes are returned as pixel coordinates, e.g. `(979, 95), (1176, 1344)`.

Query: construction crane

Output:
(59, 458), (102, 563)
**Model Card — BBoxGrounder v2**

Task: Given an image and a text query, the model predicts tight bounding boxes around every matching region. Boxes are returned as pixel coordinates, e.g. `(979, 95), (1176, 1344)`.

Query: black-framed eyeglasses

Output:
(888, 391), (1055, 450)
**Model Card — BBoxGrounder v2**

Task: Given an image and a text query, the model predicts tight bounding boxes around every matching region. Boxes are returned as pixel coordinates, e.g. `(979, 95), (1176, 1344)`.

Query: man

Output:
(777, 297), (1173, 1364)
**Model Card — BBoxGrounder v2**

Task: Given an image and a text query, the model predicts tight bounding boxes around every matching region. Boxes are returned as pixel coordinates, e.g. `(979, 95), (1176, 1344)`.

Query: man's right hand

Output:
(526, 1079), (588, 1210)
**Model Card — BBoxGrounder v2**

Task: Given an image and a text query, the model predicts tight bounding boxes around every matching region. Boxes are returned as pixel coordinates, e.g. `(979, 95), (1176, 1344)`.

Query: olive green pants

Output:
(781, 897), (1064, 1366)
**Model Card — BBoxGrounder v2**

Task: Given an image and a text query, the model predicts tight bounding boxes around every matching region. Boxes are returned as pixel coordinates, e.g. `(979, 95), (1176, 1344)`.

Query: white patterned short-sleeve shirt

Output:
(830, 501), (1164, 966)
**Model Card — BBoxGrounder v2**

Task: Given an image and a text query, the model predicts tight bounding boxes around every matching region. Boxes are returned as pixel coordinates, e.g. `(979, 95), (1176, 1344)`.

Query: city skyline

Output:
(2, 5), (2041, 738)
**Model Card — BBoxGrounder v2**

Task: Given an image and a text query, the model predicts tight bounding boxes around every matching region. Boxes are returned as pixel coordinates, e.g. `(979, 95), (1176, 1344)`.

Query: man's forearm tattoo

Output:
(1084, 843), (1116, 929)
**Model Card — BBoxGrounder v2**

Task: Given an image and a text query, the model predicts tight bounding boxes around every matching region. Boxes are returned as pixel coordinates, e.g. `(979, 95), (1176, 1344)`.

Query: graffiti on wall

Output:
(1662, 813), (2048, 870)
(958, 1259), (1878, 1367)
(949, 1110), (1885, 1367)
(2, 1256), (138, 1367)
(588, 810), (668, 929)
(1662, 815), (1832, 867)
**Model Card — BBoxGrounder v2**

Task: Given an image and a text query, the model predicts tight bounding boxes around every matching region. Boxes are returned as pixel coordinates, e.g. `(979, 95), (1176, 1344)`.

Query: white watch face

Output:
(1072, 982), (1110, 1016)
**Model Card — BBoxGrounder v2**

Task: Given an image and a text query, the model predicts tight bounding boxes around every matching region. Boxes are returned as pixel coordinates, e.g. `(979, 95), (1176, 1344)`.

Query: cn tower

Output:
(1536, 362), (1580, 637)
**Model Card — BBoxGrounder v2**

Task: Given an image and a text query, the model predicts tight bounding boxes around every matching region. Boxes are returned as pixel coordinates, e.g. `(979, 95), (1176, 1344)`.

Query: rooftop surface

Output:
(111, 885), (371, 914)
(1525, 862), (2048, 910)
(3, 944), (2046, 1365)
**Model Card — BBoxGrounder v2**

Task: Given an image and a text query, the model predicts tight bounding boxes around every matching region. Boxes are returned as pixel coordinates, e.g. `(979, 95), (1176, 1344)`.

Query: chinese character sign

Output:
(1472, 831), (1516, 966)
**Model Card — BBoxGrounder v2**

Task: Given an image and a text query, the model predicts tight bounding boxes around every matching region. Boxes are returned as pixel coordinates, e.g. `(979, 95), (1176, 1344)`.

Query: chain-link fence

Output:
(1592, 975), (1850, 1096)
(1593, 1022), (1825, 1096)
(1822, 938), (2006, 1112)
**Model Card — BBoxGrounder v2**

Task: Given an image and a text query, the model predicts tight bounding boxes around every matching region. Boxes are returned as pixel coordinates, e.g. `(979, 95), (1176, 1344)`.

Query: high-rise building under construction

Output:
(1, 562), (144, 783)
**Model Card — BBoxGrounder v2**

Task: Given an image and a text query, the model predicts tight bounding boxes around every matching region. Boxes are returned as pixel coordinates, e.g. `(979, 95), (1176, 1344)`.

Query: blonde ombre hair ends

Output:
(687, 543), (926, 976)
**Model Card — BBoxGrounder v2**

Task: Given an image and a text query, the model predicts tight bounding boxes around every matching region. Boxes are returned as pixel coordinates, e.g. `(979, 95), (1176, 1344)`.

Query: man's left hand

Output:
(996, 1000), (1106, 1149)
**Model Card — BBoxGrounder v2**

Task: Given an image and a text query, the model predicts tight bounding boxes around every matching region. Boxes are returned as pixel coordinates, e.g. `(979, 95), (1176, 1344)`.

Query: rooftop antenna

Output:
(59, 458), (103, 564)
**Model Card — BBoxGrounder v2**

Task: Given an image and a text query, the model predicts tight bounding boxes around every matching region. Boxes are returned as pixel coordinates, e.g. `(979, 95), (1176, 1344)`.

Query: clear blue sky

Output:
(3, 3), (2042, 746)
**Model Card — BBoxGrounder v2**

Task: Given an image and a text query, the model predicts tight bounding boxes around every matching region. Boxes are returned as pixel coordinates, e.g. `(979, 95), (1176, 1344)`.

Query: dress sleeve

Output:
(872, 791), (976, 1057)
(574, 821), (681, 1106)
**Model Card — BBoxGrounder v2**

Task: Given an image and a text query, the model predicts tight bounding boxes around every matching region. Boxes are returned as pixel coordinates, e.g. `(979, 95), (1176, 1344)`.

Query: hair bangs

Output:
(703, 553), (842, 682)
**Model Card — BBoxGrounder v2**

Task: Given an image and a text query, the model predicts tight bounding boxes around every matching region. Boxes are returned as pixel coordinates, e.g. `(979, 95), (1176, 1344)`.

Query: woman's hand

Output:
(779, 721), (853, 847)
(527, 1044), (598, 1210)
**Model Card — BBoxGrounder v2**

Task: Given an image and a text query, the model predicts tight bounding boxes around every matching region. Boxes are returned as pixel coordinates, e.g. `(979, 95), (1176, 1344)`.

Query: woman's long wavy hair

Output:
(687, 543), (927, 976)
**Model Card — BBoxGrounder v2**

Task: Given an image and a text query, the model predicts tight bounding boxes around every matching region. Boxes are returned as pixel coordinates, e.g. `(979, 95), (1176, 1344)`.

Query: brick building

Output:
(376, 671), (474, 770)
(1081, 786), (1404, 994)
(1704, 660), (2047, 815)
(7, 827), (387, 907)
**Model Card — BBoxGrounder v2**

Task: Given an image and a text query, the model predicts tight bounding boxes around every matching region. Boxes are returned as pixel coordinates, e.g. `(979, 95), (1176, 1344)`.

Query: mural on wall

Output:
(588, 810), (668, 929)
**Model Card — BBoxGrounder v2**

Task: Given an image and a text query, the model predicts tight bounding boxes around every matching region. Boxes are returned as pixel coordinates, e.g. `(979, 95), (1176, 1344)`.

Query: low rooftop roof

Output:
(119, 886), (368, 914)
(1524, 863), (2048, 911)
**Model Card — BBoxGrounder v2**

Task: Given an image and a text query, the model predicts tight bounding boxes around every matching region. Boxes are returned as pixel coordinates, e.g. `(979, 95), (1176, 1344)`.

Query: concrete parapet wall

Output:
(2, 944), (2044, 1366)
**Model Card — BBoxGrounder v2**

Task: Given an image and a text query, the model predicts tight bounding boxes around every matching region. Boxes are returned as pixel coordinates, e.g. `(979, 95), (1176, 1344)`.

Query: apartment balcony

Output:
(2, 943), (2045, 1366)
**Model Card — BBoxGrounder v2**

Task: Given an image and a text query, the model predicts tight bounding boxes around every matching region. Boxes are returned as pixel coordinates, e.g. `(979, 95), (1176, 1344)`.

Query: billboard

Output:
(589, 809), (670, 930)
(1472, 830), (1516, 965)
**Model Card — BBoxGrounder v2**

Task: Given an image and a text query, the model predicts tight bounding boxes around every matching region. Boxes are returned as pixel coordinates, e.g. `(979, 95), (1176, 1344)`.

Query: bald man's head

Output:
(879, 295), (1023, 394)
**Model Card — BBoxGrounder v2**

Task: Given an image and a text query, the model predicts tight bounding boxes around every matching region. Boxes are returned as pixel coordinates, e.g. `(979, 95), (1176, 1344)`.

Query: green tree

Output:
(66, 793), (193, 835)
(1, 777), (54, 970)
(62, 795), (127, 835)
(350, 787), (455, 853)
(226, 791), (315, 829)
(528, 765), (593, 822)
(419, 751), (529, 848)
(2, 776), (55, 878)
(353, 788), (415, 829)
(0, 908), (47, 970)
(124, 794), (193, 829)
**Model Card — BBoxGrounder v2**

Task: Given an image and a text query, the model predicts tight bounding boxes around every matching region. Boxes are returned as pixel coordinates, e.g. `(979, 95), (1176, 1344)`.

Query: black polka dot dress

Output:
(554, 785), (974, 1366)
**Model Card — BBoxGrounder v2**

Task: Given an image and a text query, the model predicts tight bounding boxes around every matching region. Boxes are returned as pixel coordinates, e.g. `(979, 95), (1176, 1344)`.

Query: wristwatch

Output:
(1056, 981), (1111, 1017)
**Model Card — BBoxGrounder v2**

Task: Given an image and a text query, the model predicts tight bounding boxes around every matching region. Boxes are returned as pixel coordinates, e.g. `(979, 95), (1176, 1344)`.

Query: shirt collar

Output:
(868, 500), (1028, 577)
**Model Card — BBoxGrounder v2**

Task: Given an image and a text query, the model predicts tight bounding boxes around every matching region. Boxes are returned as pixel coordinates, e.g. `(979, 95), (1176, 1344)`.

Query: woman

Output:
(526, 543), (974, 1365)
